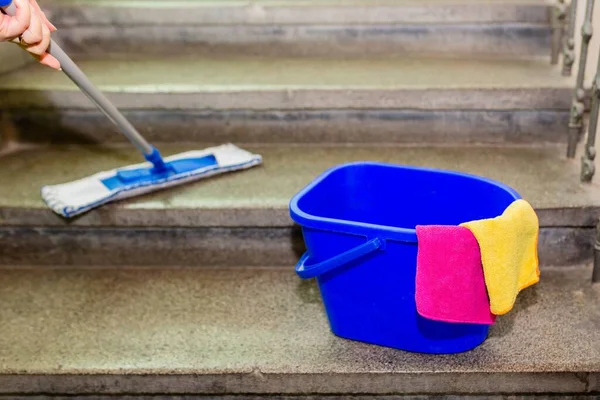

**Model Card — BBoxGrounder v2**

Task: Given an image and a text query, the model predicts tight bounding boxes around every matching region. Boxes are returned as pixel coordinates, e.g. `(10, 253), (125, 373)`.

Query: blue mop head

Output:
(41, 144), (262, 218)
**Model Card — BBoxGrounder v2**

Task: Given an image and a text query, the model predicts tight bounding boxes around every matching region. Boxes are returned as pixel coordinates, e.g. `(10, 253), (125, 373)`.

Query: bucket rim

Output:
(289, 161), (521, 242)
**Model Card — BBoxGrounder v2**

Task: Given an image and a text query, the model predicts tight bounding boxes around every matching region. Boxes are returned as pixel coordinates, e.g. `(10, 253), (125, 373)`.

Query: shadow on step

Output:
(0, 225), (307, 267)
(4, 109), (570, 146)
(0, 226), (591, 268)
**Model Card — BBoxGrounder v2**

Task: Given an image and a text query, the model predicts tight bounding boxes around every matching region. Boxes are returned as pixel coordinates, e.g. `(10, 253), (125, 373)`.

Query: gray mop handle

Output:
(3, 1), (154, 156)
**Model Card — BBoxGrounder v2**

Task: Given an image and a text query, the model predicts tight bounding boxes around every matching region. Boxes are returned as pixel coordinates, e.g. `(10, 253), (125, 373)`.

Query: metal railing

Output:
(552, 0), (568, 65)
(559, 0), (600, 283)
(562, 0), (578, 76)
(566, 0), (594, 161)
(594, 219), (600, 283)
(582, 53), (600, 182)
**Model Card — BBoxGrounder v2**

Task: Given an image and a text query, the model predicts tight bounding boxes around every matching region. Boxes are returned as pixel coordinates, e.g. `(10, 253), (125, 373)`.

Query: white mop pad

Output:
(42, 144), (262, 218)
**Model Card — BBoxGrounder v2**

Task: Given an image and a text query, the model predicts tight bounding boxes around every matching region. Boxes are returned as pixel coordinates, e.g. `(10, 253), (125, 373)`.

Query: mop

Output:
(1, 1), (263, 218)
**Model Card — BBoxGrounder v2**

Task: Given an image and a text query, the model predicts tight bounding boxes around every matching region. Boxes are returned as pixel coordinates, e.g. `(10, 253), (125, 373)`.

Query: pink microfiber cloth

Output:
(415, 225), (495, 325)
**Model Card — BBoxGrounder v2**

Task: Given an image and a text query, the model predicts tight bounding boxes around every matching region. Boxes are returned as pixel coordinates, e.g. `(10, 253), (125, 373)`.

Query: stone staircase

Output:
(0, 0), (599, 398)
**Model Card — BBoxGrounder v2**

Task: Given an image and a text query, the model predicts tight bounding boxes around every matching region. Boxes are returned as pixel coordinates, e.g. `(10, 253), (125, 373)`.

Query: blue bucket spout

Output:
(290, 162), (520, 354)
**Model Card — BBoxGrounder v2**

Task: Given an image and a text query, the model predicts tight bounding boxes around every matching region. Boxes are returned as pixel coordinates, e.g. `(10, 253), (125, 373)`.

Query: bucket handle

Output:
(295, 238), (383, 279)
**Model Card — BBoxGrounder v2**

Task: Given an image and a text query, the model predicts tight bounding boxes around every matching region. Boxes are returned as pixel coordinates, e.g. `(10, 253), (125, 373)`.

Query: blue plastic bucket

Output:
(290, 162), (521, 354)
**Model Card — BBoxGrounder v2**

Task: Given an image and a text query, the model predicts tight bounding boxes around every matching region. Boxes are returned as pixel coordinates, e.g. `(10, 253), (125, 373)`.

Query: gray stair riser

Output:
(45, 3), (551, 25)
(0, 372), (595, 396)
(0, 89), (572, 111)
(6, 110), (570, 145)
(0, 226), (592, 267)
(4, 396), (600, 400)
(0, 207), (594, 230)
(52, 24), (550, 58)
(0, 227), (303, 268)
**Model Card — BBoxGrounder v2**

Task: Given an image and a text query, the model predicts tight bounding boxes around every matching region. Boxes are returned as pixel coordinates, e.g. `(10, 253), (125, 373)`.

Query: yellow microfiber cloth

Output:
(461, 199), (540, 315)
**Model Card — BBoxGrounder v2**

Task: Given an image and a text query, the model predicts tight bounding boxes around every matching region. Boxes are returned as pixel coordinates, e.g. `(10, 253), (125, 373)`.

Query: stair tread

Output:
(1, 55), (569, 92)
(0, 144), (597, 227)
(0, 265), (597, 394)
(0, 56), (571, 110)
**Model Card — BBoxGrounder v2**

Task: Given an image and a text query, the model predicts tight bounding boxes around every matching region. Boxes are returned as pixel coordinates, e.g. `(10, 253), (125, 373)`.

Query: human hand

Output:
(0, 0), (60, 69)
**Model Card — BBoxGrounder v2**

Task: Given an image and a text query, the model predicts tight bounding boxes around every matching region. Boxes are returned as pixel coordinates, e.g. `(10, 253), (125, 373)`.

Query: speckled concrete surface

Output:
(0, 266), (597, 395)
(4, 56), (566, 91)
(0, 144), (597, 228)
(0, 56), (570, 110)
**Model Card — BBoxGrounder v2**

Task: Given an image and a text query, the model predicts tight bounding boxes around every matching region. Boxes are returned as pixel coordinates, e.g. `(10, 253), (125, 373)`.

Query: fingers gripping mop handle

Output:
(2, 1), (166, 171)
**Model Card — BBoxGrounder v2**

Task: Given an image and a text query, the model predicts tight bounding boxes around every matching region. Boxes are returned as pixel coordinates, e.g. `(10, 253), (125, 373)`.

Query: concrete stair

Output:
(45, 0), (552, 59)
(0, 265), (597, 396)
(0, 55), (571, 144)
(0, 143), (597, 267)
(0, 0), (598, 398)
